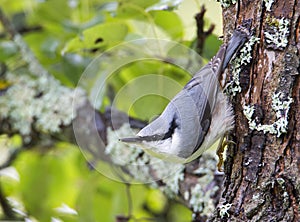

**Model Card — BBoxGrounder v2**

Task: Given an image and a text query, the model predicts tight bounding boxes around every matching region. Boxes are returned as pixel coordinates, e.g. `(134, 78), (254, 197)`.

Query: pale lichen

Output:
(275, 178), (289, 208)
(276, 177), (285, 186)
(0, 33), (86, 140)
(219, 203), (232, 218)
(243, 105), (256, 130)
(189, 182), (217, 215)
(184, 190), (190, 200)
(252, 193), (261, 201)
(216, 0), (236, 8)
(243, 92), (293, 137)
(263, 0), (274, 11)
(224, 36), (259, 97)
(0, 72), (85, 138)
(13, 35), (49, 78)
(106, 123), (185, 196)
(151, 159), (185, 197)
(264, 17), (290, 50)
(106, 125), (144, 166)
(189, 184), (204, 212)
(106, 124), (153, 182)
(185, 153), (220, 215)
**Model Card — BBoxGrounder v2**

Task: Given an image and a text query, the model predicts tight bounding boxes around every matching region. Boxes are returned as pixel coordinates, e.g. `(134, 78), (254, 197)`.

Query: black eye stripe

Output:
(137, 114), (179, 142)
(161, 115), (178, 140)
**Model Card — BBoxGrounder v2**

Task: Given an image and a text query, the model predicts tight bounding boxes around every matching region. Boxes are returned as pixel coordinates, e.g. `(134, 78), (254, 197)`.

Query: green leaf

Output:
(24, 32), (62, 66)
(14, 147), (82, 221)
(167, 203), (192, 222)
(75, 169), (189, 221)
(76, 173), (149, 222)
(149, 10), (183, 39)
(41, 37), (60, 59)
(62, 22), (129, 53)
(122, 0), (159, 9)
(146, 0), (183, 11)
(109, 60), (189, 119)
(115, 1), (158, 19)
(145, 189), (167, 214)
(60, 53), (92, 86)
(29, 0), (71, 25)
(202, 34), (222, 59)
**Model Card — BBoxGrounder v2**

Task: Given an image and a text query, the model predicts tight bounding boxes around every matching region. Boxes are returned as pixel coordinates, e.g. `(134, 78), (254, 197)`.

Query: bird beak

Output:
(119, 137), (142, 143)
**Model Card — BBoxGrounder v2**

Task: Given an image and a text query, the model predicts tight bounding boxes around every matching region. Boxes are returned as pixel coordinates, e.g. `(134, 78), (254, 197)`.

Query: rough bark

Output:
(211, 1), (300, 221)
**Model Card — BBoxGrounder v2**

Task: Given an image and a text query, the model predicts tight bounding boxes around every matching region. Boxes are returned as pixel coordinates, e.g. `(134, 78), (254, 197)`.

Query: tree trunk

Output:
(212, 0), (300, 221)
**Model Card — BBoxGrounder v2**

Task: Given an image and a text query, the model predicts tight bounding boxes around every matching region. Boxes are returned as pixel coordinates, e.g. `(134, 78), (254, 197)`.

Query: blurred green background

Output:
(0, 0), (222, 221)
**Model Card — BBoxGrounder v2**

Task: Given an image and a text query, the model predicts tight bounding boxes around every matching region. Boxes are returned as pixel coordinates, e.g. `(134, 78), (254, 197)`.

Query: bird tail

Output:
(221, 28), (250, 72)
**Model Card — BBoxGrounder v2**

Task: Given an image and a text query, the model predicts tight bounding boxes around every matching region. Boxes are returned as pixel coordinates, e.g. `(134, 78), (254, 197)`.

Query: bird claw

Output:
(216, 135), (235, 172)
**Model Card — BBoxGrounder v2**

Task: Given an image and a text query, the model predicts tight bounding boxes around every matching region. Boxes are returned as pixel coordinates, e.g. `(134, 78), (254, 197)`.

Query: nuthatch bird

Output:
(120, 29), (249, 163)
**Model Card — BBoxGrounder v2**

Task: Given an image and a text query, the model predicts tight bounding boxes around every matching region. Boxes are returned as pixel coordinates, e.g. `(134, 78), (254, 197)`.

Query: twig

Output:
(0, 8), (17, 37)
(0, 7), (50, 78)
(194, 5), (215, 54)
(125, 183), (133, 219)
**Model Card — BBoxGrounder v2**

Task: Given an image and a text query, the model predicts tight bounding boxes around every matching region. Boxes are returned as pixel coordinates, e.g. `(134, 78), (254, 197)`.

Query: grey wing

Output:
(177, 46), (227, 153)
(185, 44), (226, 109)
(169, 79), (213, 156)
